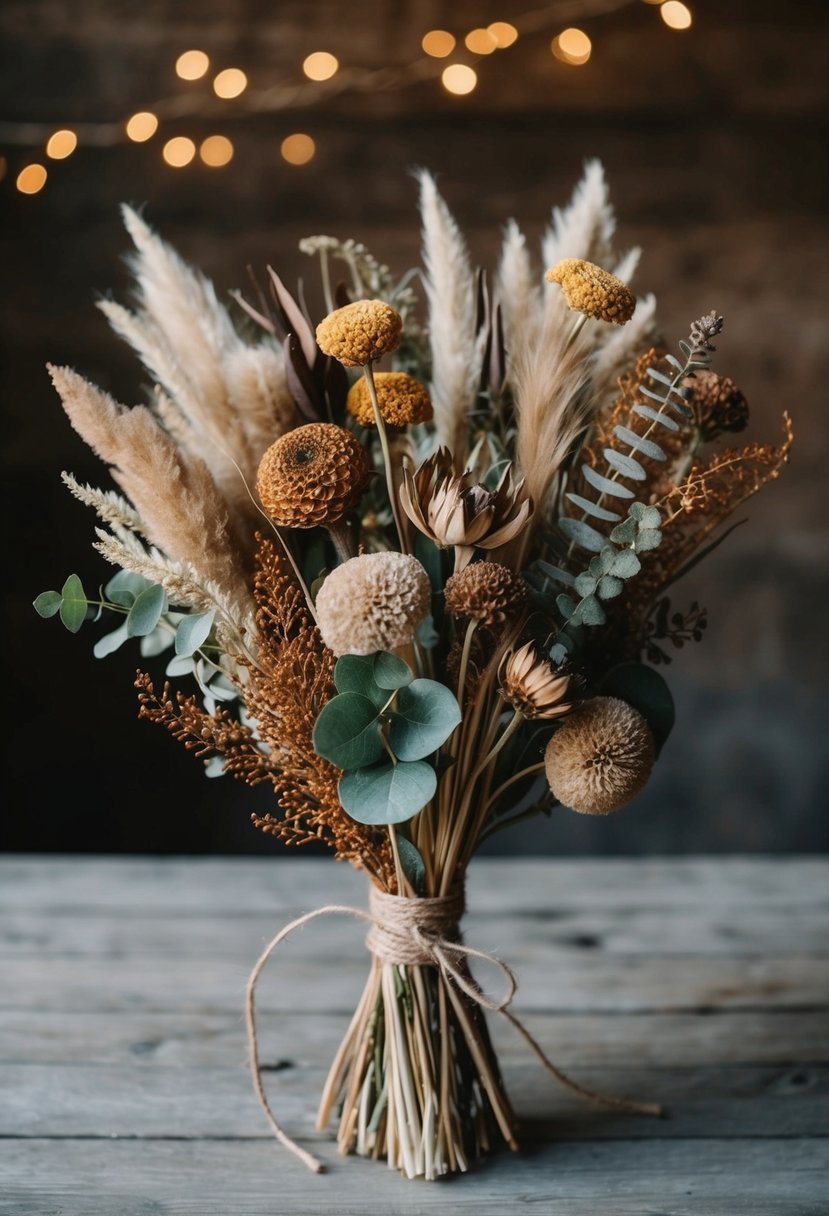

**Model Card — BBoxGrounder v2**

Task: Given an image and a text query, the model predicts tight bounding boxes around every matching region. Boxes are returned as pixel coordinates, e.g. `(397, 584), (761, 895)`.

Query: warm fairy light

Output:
(661, 1), (693, 29)
(281, 133), (316, 165)
(302, 51), (339, 81)
(487, 21), (519, 48)
(16, 164), (47, 194)
(213, 68), (248, 98)
(422, 29), (456, 58)
(199, 135), (234, 167)
(441, 64), (478, 95)
(46, 129), (77, 159)
(465, 28), (497, 55)
(125, 111), (159, 142)
(162, 136), (196, 167)
(175, 49), (209, 80)
(552, 27), (592, 65)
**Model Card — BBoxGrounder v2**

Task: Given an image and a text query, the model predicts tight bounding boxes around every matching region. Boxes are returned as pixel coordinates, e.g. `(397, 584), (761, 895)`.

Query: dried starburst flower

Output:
(498, 641), (575, 719)
(314, 551), (431, 656)
(544, 696), (655, 815)
(545, 258), (636, 325)
(315, 298), (403, 367)
(347, 371), (433, 428)
(400, 447), (533, 571)
(444, 561), (528, 628)
(256, 422), (371, 528)
(686, 369), (749, 440)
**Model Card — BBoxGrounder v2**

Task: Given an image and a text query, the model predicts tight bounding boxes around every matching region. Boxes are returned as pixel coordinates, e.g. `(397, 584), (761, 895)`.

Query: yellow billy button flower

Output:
(347, 371), (433, 428)
(546, 258), (636, 325)
(315, 298), (403, 367)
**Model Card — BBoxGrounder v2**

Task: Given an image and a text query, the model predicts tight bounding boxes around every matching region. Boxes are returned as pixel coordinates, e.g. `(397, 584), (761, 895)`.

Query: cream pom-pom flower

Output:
(314, 552), (431, 656)
(544, 695), (655, 815)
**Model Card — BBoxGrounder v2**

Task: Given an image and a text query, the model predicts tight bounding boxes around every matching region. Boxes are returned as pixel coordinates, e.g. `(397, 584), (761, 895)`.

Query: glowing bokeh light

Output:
(162, 136), (196, 167)
(125, 111), (159, 142)
(175, 50), (209, 80)
(213, 68), (248, 98)
(487, 21), (519, 48)
(46, 129), (77, 159)
(302, 51), (339, 81)
(281, 133), (316, 165)
(552, 27), (592, 64)
(441, 63), (477, 95)
(422, 30), (455, 58)
(199, 135), (234, 167)
(465, 28), (497, 55)
(16, 164), (47, 194)
(661, 1), (693, 29)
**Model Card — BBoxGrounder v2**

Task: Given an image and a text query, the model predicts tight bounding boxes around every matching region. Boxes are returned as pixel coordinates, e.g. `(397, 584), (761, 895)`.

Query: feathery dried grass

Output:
(496, 219), (540, 362)
(60, 471), (145, 535)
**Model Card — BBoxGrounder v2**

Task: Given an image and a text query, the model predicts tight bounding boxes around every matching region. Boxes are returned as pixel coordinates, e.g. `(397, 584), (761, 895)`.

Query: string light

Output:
(175, 50), (210, 80)
(552, 28), (592, 65)
(199, 135), (234, 167)
(281, 133), (315, 165)
(465, 28), (498, 55)
(16, 164), (47, 194)
(125, 111), (159, 142)
(487, 22), (519, 48)
(660, 1), (693, 29)
(302, 51), (339, 81)
(441, 64), (477, 95)
(45, 130), (77, 159)
(422, 30), (455, 58)
(213, 68), (248, 99)
(162, 136), (196, 167)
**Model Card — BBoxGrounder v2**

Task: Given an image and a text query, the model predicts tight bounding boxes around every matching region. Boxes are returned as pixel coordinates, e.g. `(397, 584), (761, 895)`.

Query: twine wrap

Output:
(245, 886), (662, 1174)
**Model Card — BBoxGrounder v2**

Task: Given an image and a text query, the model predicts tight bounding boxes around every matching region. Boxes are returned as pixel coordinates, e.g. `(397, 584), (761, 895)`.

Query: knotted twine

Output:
(245, 885), (662, 1174)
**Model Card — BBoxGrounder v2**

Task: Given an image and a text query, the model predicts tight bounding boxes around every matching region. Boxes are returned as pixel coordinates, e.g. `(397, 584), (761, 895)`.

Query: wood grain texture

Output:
(1, 856), (827, 1211)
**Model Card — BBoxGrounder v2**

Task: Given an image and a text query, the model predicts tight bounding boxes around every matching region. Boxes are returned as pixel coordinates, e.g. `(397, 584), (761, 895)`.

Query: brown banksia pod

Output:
(544, 695), (655, 815)
(256, 423), (371, 528)
(347, 371), (433, 428)
(444, 561), (528, 628)
(314, 552), (431, 657)
(315, 299), (403, 368)
(499, 641), (575, 720)
(546, 258), (636, 325)
(686, 369), (749, 440)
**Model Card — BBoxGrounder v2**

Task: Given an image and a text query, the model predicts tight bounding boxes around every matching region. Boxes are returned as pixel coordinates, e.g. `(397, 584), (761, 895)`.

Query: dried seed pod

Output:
(544, 695), (655, 815)
(256, 423), (371, 528)
(314, 551), (431, 656)
(444, 561), (527, 628)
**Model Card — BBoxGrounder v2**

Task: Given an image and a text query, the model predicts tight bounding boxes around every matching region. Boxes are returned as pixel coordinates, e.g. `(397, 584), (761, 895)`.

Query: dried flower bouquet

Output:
(36, 161), (791, 1179)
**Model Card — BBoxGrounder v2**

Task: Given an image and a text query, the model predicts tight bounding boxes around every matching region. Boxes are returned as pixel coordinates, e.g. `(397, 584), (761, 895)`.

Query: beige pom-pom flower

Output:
(498, 641), (574, 719)
(686, 369), (749, 440)
(315, 299), (403, 367)
(546, 258), (636, 325)
(314, 552), (431, 656)
(256, 423), (371, 528)
(544, 696), (655, 815)
(347, 371), (433, 428)
(444, 562), (528, 628)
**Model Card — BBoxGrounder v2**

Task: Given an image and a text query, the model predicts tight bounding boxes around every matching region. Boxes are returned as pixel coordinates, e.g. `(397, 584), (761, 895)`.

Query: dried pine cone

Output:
(499, 641), (575, 719)
(316, 299), (403, 367)
(686, 369), (749, 440)
(546, 258), (636, 325)
(444, 561), (527, 627)
(256, 423), (371, 528)
(315, 552), (431, 656)
(544, 696), (655, 815)
(347, 371), (433, 428)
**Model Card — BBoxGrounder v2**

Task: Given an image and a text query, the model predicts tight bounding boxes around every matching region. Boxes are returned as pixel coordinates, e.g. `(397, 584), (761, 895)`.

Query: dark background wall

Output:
(2, 0), (827, 856)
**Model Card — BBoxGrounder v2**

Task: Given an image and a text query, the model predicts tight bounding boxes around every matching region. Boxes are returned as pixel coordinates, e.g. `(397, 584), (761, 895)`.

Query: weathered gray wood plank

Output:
(2, 856), (826, 912)
(1, 1138), (826, 1215)
(4, 1009), (826, 1068)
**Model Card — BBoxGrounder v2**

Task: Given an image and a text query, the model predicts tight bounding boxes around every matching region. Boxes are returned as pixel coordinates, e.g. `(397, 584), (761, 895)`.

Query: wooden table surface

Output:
(1, 856), (827, 1215)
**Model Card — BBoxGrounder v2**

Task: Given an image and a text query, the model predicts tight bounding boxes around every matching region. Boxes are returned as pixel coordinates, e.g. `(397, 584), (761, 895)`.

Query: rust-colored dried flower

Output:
(315, 299), (403, 367)
(686, 369), (749, 441)
(256, 423), (371, 528)
(314, 551), (431, 656)
(498, 641), (575, 720)
(544, 696), (655, 815)
(546, 258), (636, 325)
(400, 447), (533, 571)
(347, 371), (433, 428)
(444, 561), (528, 628)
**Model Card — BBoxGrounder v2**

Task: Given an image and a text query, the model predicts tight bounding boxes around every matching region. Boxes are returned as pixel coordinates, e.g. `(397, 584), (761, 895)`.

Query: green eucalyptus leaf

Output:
(581, 463), (635, 500)
(603, 448), (646, 481)
(166, 654), (195, 678)
(338, 760), (436, 824)
(175, 610), (215, 657)
(33, 590), (62, 619)
(313, 692), (384, 770)
(334, 654), (381, 701)
(579, 594), (606, 626)
(396, 835), (426, 894)
(556, 593), (576, 620)
(105, 569), (152, 608)
(597, 574), (624, 599)
(535, 561), (576, 589)
(559, 516), (608, 553)
(634, 528), (663, 553)
(637, 505), (662, 530)
(599, 546), (617, 573)
(417, 614), (440, 649)
(389, 680), (461, 762)
(609, 549), (641, 579)
(93, 620), (131, 658)
(59, 574), (88, 634)
(140, 626), (174, 658)
(126, 584), (167, 638)
(373, 651), (413, 691)
(574, 572), (598, 597)
(609, 518), (638, 546)
(601, 662), (676, 753)
(565, 492), (621, 523)
(204, 755), (226, 779)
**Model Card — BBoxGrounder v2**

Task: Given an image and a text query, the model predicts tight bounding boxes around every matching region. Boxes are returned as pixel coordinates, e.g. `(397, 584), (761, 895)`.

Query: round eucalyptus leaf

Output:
(175, 610), (215, 657)
(597, 574), (624, 600)
(312, 692), (384, 770)
(59, 574), (88, 634)
(372, 651), (413, 690)
(634, 528), (662, 553)
(33, 590), (61, 619)
(93, 620), (131, 659)
(574, 572), (598, 597)
(126, 584), (167, 638)
(608, 549), (641, 579)
(334, 655), (387, 708)
(105, 569), (152, 608)
(396, 835), (427, 895)
(579, 594), (606, 626)
(388, 680), (462, 762)
(338, 760), (437, 825)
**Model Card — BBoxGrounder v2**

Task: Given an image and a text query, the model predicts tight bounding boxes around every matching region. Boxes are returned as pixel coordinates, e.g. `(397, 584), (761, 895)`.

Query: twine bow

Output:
(245, 887), (662, 1174)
